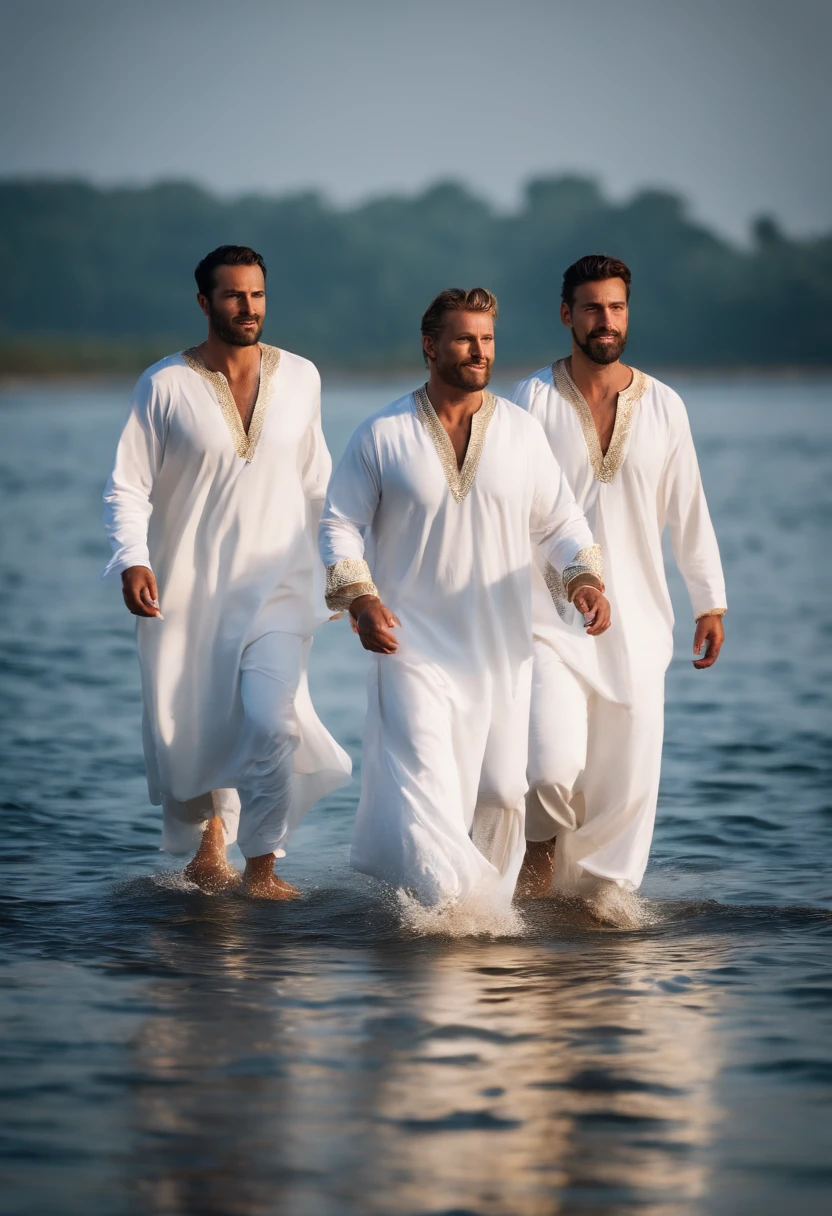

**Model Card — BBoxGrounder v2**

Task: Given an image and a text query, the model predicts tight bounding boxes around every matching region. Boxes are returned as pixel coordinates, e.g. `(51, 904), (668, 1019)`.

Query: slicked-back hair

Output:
(195, 245), (267, 298)
(561, 255), (631, 307)
(420, 287), (498, 351)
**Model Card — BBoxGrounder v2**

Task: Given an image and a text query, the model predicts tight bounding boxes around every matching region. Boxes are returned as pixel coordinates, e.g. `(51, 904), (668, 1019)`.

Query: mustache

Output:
(587, 328), (622, 339)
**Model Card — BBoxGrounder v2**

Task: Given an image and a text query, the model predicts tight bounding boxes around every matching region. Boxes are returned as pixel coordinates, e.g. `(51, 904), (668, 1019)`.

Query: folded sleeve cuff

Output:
(325, 558), (379, 611)
(101, 548), (153, 580)
(694, 607), (727, 622)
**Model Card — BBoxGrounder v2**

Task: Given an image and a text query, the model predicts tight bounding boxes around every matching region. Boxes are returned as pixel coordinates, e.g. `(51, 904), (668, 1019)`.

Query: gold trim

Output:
(181, 344), (281, 462)
(553, 359), (650, 483)
(694, 607), (727, 622)
(413, 385), (497, 503)
(325, 558), (379, 611)
(564, 543), (604, 586)
(544, 544), (604, 621)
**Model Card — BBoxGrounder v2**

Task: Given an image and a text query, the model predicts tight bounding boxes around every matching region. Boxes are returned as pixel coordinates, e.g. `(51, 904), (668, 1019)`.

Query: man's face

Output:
(198, 263), (266, 346)
(562, 278), (628, 365)
(423, 309), (495, 390)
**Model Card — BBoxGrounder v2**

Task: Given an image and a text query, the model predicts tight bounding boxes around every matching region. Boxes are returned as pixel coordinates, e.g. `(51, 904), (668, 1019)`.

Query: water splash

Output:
(395, 888), (527, 939)
(149, 868), (204, 894)
(585, 882), (663, 930)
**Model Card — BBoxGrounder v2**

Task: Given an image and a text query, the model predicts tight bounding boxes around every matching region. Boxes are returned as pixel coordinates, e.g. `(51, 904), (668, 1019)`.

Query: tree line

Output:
(0, 176), (829, 372)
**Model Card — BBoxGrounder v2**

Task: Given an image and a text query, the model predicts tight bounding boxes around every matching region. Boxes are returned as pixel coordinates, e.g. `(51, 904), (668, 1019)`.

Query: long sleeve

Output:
(528, 422), (597, 576)
(318, 423), (381, 610)
(102, 376), (166, 578)
(660, 399), (727, 621)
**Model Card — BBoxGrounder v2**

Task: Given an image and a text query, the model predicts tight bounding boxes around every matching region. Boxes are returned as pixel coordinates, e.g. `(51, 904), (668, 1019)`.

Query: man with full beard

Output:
(511, 255), (727, 923)
(103, 245), (350, 898)
(319, 288), (610, 908)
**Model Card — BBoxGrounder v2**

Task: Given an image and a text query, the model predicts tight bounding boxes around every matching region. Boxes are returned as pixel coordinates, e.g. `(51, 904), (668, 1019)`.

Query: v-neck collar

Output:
(413, 385), (497, 503)
(181, 344), (281, 462)
(553, 358), (650, 483)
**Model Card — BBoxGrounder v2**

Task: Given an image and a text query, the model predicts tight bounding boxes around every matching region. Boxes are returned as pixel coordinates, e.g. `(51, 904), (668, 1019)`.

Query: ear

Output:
(422, 334), (435, 363)
(197, 292), (211, 320)
(560, 300), (572, 329)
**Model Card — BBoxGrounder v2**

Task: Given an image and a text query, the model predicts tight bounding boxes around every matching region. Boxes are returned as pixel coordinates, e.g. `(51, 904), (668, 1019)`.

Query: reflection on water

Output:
(4, 885), (831, 1215)
(1, 377), (832, 1214)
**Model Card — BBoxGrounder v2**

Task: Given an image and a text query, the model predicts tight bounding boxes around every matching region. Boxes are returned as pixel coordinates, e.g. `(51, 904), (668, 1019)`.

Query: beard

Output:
(435, 355), (493, 391)
(209, 305), (264, 347)
(573, 326), (628, 366)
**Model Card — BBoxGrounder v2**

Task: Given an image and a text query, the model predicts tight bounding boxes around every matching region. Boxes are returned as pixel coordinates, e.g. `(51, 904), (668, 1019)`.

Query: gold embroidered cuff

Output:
(563, 544), (604, 599)
(694, 607), (727, 622)
(325, 559), (379, 611)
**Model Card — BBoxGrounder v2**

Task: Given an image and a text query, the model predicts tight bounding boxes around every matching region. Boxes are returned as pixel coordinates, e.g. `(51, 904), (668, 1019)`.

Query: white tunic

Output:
(319, 388), (596, 906)
(511, 362), (727, 704)
(103, 345), (351, 842)
(512, 361), (727, 893)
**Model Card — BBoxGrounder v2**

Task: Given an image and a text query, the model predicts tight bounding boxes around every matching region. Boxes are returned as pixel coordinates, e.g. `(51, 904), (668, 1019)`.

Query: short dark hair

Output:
(562, 255), (631, 307)
(194, 245), (267, 297)
(421, 287), (498, 345)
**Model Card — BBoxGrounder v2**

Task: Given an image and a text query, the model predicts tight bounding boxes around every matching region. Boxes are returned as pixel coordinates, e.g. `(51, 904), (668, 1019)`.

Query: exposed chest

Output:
(166, 365), (310, 472)
(376, 399), (531, 520)
(535, 367), (663, 501)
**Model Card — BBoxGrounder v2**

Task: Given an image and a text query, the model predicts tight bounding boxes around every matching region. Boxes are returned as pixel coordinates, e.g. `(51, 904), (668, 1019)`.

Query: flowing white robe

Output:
(103, 344), (351, 854)
(511, 361), (726, 890)
(318, 387), (596, 907)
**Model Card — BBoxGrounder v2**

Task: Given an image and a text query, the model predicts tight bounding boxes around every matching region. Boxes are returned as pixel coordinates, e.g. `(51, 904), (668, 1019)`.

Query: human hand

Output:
(350, 595), (401, 654)
(121, 566), (163, 619)
(693, 614), (724, 669)
(572, 585), (611, 636)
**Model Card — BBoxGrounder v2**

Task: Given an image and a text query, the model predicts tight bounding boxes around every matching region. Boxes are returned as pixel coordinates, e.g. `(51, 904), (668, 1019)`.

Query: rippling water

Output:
(1, 375), (831, 1215)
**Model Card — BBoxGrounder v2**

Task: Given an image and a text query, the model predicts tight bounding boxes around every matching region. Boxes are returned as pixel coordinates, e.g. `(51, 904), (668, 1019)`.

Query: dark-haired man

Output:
(103, 245), (350, 898)
(319, 288), (610, 911)
(511, 255), (726, 924)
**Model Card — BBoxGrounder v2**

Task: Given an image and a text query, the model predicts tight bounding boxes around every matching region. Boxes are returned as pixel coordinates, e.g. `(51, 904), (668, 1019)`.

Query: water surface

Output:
(1, 375), (831, 1215)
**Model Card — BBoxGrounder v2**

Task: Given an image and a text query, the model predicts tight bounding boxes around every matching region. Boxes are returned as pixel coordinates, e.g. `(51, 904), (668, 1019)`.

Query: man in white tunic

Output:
(511, 255), (726, 915)
(103, 245), (350, 898)
(319, 288), (610, 909)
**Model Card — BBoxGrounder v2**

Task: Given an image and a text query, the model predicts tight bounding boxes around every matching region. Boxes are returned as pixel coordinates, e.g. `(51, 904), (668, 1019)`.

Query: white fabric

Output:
(319, 390), (595, 906)
(511, 365), (726, 889)
(161, 632), (349, 858)
(104, 347), (351, 854)
(511, 365), (726, 704)
(526, 644), (664, 891)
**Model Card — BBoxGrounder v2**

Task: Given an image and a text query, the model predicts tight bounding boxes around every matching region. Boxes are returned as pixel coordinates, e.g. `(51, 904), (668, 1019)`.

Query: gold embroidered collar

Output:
(413, 385), (497, 503)
(181, 343), (281, 462)
(553, 358), (650, 483)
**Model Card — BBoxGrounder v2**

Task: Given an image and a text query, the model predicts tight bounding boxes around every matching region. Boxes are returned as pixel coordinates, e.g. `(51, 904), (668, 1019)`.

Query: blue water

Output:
(1, 375), (831, 1215)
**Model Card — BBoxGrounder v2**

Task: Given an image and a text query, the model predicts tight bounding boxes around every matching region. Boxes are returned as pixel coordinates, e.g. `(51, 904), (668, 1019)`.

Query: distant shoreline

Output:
(2, 362), (832, 390)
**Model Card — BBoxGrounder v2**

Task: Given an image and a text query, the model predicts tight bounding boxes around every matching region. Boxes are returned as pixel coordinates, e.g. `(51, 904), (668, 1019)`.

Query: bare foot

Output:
(183, 854), (240, 894)
(242, 853), (301, 901)
(243, 874), (301, 901)
(516, 838), (557, 898)
(183, 815), (240, 893)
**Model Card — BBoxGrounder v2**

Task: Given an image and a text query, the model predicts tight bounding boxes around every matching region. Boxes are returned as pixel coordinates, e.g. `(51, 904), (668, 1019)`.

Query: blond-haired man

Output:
(319, 288), (609, 908)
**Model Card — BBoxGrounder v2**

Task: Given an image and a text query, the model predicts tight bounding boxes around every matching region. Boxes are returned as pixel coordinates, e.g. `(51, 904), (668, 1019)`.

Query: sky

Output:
(2, 0), (830, 241)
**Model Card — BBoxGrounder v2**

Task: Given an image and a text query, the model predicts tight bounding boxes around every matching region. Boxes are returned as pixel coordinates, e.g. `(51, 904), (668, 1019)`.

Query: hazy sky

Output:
(3, 0), (830, 240)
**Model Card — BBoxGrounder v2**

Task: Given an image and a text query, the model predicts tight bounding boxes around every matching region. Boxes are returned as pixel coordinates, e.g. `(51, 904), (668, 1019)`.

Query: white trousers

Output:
(161, 632), (302, 860)
(526, 643), (665, 892)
